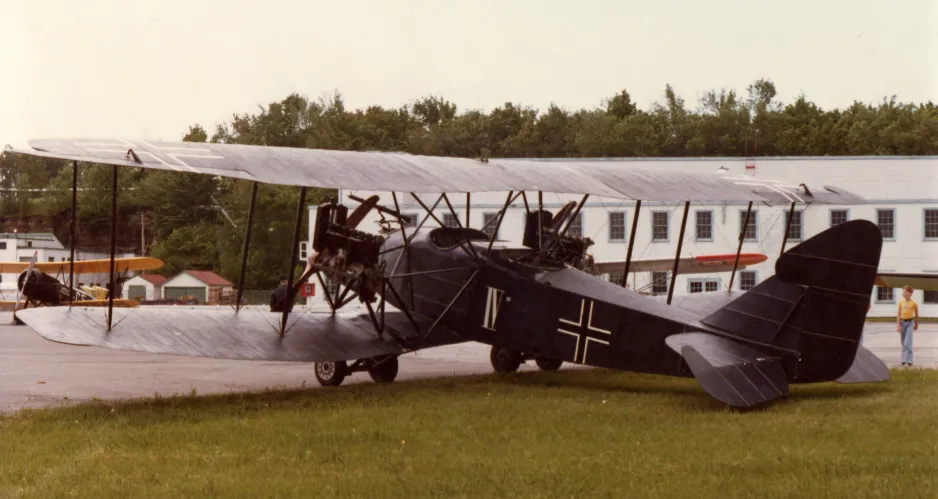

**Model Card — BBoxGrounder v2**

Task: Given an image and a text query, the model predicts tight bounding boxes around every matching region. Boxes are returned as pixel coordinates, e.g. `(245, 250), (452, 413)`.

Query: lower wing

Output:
(15, 306), (464, 362)
(875, 272), (938, 292)
(594, 253), (767, 276)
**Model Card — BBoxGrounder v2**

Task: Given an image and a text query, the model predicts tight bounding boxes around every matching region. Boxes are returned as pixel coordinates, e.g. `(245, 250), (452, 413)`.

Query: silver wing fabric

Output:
(5, 139), (865, 205)
(14, 306), (464, 362)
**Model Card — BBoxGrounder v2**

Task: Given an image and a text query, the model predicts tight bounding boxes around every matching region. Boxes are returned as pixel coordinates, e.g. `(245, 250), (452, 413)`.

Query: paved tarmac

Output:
(1, 320), (935, 413)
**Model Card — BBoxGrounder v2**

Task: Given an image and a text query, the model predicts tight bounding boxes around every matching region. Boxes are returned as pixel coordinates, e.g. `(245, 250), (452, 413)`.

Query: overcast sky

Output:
(2, 0), (935, 148)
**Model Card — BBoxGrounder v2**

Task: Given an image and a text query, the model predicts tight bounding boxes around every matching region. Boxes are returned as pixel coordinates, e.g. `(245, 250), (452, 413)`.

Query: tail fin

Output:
(700, 219), (882, 382)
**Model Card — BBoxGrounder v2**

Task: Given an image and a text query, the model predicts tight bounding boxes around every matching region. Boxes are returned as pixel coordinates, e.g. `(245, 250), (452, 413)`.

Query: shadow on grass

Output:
(4, 368), (906, 424)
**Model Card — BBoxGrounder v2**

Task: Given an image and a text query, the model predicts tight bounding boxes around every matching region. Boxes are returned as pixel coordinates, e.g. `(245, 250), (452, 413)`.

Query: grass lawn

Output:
(2, 368), (937, 498)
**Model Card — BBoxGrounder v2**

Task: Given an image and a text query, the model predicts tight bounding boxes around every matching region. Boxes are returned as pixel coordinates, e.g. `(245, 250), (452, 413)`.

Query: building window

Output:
(830, 209), (848, 227)
(400, 212), (418, 226)
(0, 242), (6, 250)
(48, 257), (55, 262)
(924, 290), (938, 304)
(786, 210), (803, 240)
(689, 278), (719, 293)
(566, 213), (583, 238)
(739, 271), (757, 290)
(608, 271), (625, 287)
(442, 213), (460, 228)
(877, 209), (895, 240)
(482, 213), (499, 239)
(652, 212), (668, 241)
(740, 209), (758, 241)
(608, 212), (626, 241)
(695, 211), (712, 241)
(651, 271), (668, 295)
(18, 256), (31, 262)
(876, 286), (894, 303)
(924, 208), (938, 239)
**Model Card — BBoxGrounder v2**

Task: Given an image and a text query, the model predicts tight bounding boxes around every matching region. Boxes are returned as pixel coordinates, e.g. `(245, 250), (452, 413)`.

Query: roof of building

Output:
(176, 270), (233, 287)
(136, 274), (168, 285)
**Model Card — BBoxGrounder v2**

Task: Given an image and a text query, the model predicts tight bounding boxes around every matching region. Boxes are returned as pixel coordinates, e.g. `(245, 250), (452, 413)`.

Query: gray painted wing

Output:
(15, 306), (464, 362)
(6, 139), (865, 204)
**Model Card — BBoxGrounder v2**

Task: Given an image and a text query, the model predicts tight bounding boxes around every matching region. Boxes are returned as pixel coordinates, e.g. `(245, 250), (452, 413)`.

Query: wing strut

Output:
(106, 165), (118, 330)
(488, 191), (518, 251)
(235, 181), (259, 312)
(67, 161), (78, 302)
(779, 201), (797, 255)
(280, 186), (307, 336)
(728, 201), (753, 291)
(667, 201), (691, 305)
(621, 200), (641, 286)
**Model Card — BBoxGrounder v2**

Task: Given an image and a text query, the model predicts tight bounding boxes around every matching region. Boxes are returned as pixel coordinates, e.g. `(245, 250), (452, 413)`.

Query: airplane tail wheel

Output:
(535, 357), (563, 371)
(314, 360), (348, 387)
(368, 355), (399, 383)
(490, 346), (523, 374)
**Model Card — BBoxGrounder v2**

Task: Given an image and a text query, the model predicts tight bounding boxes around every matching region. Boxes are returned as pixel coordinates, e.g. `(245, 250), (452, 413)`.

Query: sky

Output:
(1, 0), (936, 148)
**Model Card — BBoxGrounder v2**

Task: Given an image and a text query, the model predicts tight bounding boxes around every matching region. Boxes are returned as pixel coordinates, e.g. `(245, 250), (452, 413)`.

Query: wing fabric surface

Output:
(875, 273), (938, 292)
(0, 257), (162, 274)
(15, 307), (464, 362)
(6, 139), (864, 205)
(666, 332), (789, 408)
(593, 253), (767, 275)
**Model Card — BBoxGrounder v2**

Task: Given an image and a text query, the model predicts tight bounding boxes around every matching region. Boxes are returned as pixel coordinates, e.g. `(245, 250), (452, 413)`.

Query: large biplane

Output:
(1, 138), (905, 408)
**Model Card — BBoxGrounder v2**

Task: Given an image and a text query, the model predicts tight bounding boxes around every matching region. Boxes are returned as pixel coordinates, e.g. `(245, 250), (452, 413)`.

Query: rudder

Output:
(701, 219), (883, 382)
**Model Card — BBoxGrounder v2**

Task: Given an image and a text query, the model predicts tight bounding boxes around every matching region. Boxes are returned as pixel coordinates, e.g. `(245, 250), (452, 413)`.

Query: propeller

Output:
(345, 195), (379, 230)
(549, 201), (577, 232)
(13, 251), (37, 321)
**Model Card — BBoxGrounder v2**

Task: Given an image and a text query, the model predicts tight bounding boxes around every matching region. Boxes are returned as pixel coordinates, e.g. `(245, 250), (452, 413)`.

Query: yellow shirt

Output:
(898, 299), (918, 320)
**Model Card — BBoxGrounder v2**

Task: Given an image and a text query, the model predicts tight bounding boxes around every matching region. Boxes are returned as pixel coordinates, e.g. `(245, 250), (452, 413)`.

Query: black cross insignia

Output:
(557, 298), (612, 364)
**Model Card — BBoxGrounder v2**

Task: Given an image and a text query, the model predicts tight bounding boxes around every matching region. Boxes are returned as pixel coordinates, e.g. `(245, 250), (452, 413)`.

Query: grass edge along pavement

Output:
(1, 368), (936, 498)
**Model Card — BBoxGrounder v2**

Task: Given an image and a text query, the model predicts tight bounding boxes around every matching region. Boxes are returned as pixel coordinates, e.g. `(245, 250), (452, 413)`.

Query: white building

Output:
(305, 156), (938, 318)
(0, 232), (135, 291)
(122, 274), (167, 301)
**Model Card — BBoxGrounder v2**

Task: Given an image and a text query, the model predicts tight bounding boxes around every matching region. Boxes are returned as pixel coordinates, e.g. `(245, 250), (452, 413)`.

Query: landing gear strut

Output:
(313, 355), (400, 387)
(489, 346), (564, 373)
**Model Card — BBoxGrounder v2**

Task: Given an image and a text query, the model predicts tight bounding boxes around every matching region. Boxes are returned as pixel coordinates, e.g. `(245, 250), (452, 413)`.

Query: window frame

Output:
(694, 210), (713, 242)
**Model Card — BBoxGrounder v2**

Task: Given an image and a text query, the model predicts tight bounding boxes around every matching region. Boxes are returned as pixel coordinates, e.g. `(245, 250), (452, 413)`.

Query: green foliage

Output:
(1, 78), (936, 290)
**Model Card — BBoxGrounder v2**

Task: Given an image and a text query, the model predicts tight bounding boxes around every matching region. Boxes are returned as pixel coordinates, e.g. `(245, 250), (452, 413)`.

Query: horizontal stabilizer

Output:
(836, 346), (890, 384)
(666, 332), (789, 408)
(15, 306), (463, 362)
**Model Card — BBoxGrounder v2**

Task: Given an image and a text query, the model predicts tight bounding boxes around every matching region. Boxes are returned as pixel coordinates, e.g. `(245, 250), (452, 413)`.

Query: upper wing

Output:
(14, 306), (464, 362)
(594, 253), (767, 275)
(875, 273), (938, 292)
(0, 257), (163, 274)
(5, 139), (864, 205)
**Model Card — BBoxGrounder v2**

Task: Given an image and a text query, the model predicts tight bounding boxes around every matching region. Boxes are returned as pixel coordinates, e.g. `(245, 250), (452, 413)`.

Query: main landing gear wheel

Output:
(367, 355), (399, 383)
(535, 357), (563, 371)
(314, 360), (348, 387)
(490, 346), (523, 373)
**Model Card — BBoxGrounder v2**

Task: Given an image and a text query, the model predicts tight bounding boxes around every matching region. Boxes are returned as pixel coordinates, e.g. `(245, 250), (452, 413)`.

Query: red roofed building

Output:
(162, 270), (234, 303)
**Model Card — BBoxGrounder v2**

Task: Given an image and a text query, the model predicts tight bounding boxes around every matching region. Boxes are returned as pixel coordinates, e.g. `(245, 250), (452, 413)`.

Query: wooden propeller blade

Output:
(346, 195), (379, 229)
(550, 201), (577, 231)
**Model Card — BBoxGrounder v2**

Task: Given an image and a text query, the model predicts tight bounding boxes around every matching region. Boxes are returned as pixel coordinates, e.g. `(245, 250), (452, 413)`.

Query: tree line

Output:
(0, 79), (935, 290)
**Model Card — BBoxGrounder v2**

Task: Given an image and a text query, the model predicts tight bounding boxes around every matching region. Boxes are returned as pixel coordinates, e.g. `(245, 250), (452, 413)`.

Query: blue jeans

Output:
(899, 320), (914, 364)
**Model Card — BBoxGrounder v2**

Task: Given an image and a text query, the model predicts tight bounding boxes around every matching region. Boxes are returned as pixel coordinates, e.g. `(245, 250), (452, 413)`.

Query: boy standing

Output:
(896, 285), (919, 366)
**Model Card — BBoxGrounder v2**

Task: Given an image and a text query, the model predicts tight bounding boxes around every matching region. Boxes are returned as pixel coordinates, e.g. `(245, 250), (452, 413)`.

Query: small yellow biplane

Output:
(0, 253), (163, 314)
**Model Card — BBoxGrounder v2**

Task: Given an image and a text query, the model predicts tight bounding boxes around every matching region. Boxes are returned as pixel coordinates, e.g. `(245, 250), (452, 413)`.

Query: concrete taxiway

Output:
(1, 321), (935, 413)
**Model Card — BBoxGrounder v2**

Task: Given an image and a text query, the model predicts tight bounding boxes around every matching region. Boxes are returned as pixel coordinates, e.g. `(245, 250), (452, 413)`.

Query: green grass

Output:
(2, 369), (937, 498)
